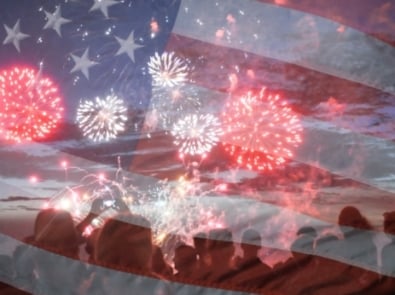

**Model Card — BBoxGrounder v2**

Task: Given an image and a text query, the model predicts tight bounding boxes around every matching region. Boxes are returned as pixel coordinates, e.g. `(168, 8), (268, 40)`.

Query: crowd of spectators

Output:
(1, 201), (395, 294)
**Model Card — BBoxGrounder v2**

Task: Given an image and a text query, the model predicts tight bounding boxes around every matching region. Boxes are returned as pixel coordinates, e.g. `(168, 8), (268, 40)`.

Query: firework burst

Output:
(0, 66), (63, 143)
(147, 84), (202, 131)
(221, 88), (303, 171)
(76, 94), (128, 142)
(171, 113), (223, 158)
(147, 51), (190, 88)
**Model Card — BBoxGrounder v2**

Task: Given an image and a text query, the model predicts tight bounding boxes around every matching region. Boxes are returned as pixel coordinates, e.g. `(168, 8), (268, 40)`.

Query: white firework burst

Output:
(76, 95), (128, 142)
(147, 51), (189, 87)
(171, 113), (223, 157)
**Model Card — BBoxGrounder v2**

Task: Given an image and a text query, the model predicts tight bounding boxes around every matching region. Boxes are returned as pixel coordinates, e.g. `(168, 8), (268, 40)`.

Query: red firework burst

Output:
(221, 88), (303, 171)
(0, 66), (63, 143)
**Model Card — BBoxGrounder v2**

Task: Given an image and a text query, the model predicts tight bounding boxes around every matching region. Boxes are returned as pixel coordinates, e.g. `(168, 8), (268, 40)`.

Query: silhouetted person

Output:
(173, 244), (198, 280)
(262, 231), (315, 294)
(33, 209), (80, 257)
(76, 196), (130, 241)
(192, 231), (210, 272)
(298, 233), (352, 294)
(152, 245), (173, 278)
(296, 226), (318, 238)
(230, 228), (271, 289)
(201, 228), (237, 284)
(31, 209), (88, 295)
(90, 213), (172, 295)
(336, 206), (377, 270)
(327, 206), (381, 294)
(314, 233), (344, 273)
(94, 213), (152, 271)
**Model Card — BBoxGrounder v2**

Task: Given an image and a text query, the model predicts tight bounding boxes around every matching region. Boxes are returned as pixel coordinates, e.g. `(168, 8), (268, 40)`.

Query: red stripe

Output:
(258, 0), (395, 47)
(165, 33), (395, 141)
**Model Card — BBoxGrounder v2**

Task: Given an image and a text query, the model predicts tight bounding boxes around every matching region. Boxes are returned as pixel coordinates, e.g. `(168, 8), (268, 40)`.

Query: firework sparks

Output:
(76, 94), (127, 142)
(147, 84), (201, 131)
(221, 88), (303, 171)
(132, 177), (226, 245)
(147, 51), (189, 88)
(0, 66), (63, 143)
(46, 164), (139, 229)
(171, 113), (223, 158)
(46, 163), (225, 245)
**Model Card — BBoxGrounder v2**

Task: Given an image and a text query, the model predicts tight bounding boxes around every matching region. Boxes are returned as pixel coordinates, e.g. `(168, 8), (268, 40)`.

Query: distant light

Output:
(60, 198), (71, 210)
(98, 173), (105, 181)
(216, 183), (228, 191)
(150, 18), (159, 38)
(226, 14), (236, 24)
(29, 175), (39, 183)
(61, 160), (68, 168)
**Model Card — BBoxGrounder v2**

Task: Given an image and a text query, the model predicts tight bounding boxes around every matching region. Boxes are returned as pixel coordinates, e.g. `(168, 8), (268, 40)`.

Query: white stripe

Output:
(0, 234), (255, 294)
(173, 0), (395, 95)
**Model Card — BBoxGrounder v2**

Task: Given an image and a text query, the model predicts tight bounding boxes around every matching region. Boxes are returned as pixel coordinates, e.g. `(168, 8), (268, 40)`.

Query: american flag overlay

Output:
(0, 0), (395, 294)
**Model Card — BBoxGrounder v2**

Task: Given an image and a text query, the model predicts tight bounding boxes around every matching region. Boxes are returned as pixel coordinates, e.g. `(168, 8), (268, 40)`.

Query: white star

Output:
(115, 31), (143, 62)
(2, 19), (29, 52)
(70, 48), (98, 79)
(89, 0), (119, 18)
(43, 6), (71, 37)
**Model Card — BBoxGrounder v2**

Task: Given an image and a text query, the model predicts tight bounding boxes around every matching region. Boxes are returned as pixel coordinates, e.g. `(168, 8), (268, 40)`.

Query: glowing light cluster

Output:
(148, 51), (189, 88)
(0, 66), (63, 143)
(221, 88), (303, 171)
(171, 113), (223, 158)
(46, 164), (226, 245)
(76, 94), (127, 142)
(131, 177), (226, 245)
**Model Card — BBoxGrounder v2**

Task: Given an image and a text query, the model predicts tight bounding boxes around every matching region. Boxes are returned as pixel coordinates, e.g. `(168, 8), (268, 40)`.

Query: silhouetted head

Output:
(207, 228), (234, 263)
(94, 213), (153, 271)
(296, 226), (318, 238)
(338, 206), (373, 232)
(152, 245), (173, 276)
(173, 244), (198, 274)
(34, 209), (79, 257)
(241, 228), (262, 259)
